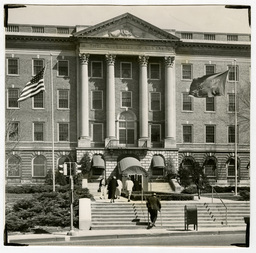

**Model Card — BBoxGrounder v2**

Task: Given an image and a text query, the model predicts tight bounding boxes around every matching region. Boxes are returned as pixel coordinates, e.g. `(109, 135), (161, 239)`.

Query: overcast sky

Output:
(6, 4), (251, 34)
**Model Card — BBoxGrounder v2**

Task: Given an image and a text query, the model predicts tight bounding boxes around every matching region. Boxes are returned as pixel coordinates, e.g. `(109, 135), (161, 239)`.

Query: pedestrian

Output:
(99, 176), (107, 199)
(116, 178), (123, 199)
(107, 176), (118, 203)
(146, 193), (161, 228)
(195, 174), (203, 200)
(125, 176), (134, 202)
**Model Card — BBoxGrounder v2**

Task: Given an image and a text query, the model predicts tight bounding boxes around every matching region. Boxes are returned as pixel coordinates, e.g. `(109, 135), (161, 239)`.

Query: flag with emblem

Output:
(18, 67), (46, 102)
(189, 70), (229, 98)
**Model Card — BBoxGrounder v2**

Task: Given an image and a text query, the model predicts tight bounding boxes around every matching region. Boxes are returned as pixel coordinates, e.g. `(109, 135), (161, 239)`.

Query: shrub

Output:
(239, 190), (250, 201)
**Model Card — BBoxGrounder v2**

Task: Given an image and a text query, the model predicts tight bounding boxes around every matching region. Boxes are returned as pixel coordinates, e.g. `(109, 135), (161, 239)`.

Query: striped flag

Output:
(189, 70), (229, 98)
(18, 67), (46, 102)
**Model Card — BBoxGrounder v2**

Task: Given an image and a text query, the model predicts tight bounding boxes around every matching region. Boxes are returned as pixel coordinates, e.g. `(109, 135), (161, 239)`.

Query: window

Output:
(91, 61), (102, 78)
(150, 92), (161, 111)
(33, 59), (44, 75)
(59, 123), (69, 141)
(151, 124), (161, 143)
(206, 97), (215, 111)
(205, 65), (215, 75)
(149, 63), (160, 79)
(7, 58), (19, 75)
(228, 94), (235, 112)
(227, 158), (235, 176)
(34, 122), (44, 141)
(204, 34), (215, 40)
(183, 125), (192, 143)
(33, 92), (44, 108)
(7, 155), (21, 177)
(181, 33), (193, 39)
(204, 159), (216, 177)
(228, 125), (238, 143)
(119, 111), (135, 145)
(228, 65), (239, 81)
(92, 90), (103, 110)
(121, 91), (132, 108)
(8, 122), (19, 141)
(92, 124), (103, 143)
(182, 159), (194, 171)
(57, 60), (69, 77)
(182, 93), (193, 111)
(182, 64), (192, 80)
(8, 89), (19, 108)
(227, 35), (238, 41)
(206, 125), (215, 143)
(58, 90), (69, 109)
(121, 62), (132, 78)
(33, 155), (46, 177)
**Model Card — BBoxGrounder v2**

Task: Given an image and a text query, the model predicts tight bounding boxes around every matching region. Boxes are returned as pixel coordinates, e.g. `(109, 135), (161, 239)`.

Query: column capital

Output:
(79, 53), (90, 64)
(138, 55), (149, 66)
(105, 54), (116, 65)
(165, 56), (175, 67)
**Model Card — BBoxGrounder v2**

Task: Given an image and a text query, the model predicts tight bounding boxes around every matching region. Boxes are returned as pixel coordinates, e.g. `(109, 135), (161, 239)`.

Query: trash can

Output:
(244, 216), (250, 247)
(185, 205), (198, 231)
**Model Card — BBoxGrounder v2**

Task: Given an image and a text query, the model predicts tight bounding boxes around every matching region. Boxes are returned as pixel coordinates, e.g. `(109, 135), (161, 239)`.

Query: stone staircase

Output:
(90, 201), (250, 230)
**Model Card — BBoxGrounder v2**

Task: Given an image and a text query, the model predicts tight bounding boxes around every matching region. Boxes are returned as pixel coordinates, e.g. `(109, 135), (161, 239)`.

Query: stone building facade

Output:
(5, 13), (250, 189)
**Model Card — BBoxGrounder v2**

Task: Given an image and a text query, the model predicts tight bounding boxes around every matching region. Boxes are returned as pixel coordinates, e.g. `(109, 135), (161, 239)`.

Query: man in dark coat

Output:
(107, 176), (118, 203)
(146, 193), (161, 228)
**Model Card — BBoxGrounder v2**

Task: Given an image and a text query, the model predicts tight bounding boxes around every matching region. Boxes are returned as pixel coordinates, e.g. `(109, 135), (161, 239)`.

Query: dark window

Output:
(183, 93), (192, 111)
(121, 91), (132, 108)
(227, 159), (235, 176)
(121, 62), (132, 78)
(228, 125), (238, 143)
(183, 125), (192, 143)
(228, 94), (235, 112)
(92, 91), (103, 110)
(33, 59), (44, 75)
(206, 97), (215, 111)
(182, 64), (192, 79)
(228, 65), (239, 81)
(206, 125), (215, 143)
(150, 63), (160, 79)
(91, 61), (102, 78)
(151, 92), (161, 111)
(34, 123), (44, 141)
(58, 60), (69, 76)
(205, 65), (215, 75)
(58, 90), (69, 109)
(93, 124), (103, 143)
(151, 124), (161, 143)
(204, 159), (216, 177)
(8, 59), (18, 75)
(7, 156), (21, 177)
(33, 92), (44, 108)
(8, 89), (19, 108)
(59, 123), (69, 141)
(8, 122), (19, 141)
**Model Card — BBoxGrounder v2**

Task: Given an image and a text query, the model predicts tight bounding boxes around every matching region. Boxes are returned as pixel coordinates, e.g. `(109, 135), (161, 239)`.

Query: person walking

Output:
(116, 178), (123, 199)
(125, 176), (134, 202)
(99, 176), (107, 199)
(146, 193), (161, 228)
(107, 176), (118, 203)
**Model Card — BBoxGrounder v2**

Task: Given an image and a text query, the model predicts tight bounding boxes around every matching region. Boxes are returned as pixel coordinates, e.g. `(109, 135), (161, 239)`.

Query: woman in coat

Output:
(107, 176), (118, 203)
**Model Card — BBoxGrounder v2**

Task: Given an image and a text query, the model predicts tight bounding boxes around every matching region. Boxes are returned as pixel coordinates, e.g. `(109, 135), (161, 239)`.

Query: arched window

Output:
(227, 158), (239, 177)
(119, 111), (136, 146)
(182, 159), (194, 171)
(33, 155), (47, 177)
(204, 158), (216, 177)
(7, 155), (21, 177)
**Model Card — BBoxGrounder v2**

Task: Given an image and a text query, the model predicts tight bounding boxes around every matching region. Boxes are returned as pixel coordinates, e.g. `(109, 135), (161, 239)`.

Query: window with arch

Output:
(33, 155), (47, 177)
(7, 155), (21, 177)
(204, 158), (216, 177)
(182, 158), (194, 171)
(227, 157), (239, 177)
(119, 111), (136, 146)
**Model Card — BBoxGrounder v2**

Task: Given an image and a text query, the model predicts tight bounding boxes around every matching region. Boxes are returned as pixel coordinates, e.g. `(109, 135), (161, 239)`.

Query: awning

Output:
(152, 155), (165, 168)
(119, 157), (142, 172)
(92, 155), (105, 169)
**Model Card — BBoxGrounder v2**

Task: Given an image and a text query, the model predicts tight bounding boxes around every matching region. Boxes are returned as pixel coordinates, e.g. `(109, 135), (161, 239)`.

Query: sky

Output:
(5, 3), (251, 34)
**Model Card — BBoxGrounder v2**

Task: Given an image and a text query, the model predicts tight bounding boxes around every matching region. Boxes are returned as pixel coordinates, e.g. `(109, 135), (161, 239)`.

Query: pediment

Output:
(73, 13), (179, 41)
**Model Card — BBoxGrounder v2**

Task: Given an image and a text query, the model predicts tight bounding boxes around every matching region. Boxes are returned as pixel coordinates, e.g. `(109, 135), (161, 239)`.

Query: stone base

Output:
(164, 138), (176, 148)
(78, 137), (91, 147)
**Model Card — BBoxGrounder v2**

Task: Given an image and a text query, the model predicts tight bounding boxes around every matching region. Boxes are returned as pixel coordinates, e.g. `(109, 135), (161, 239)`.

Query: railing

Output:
(211, 186), (228, 225)
(106, 139), (149, 148)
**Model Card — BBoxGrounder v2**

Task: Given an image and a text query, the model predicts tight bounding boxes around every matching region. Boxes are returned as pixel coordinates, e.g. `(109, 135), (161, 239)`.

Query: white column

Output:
(164, 56), (176, 148)
(106, 54), (116, 140)
(138, 55), (149, 146)
(78, 53), (90, 147)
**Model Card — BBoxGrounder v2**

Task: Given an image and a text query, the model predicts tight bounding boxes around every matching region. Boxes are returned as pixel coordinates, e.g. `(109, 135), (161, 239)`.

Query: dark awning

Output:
(152, 155), (165, 168)
(92, 155), (105, 169)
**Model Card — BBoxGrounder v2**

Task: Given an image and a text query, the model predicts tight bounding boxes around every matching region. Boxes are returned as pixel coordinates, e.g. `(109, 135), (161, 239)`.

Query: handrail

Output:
(211, 186), (228, 225)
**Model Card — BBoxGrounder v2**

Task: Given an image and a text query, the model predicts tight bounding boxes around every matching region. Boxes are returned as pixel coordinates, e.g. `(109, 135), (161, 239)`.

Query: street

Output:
(27, 233), (247, 247)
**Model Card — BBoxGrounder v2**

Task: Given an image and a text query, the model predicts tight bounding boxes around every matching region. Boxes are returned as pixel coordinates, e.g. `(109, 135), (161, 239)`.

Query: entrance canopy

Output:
(92, 155), (105, 169)
(119, 157), (148, 176)
(152, 155), (165, 168)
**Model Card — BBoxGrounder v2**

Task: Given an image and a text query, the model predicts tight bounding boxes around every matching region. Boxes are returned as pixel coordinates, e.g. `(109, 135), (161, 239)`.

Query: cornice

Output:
(6, 34), (73, 43)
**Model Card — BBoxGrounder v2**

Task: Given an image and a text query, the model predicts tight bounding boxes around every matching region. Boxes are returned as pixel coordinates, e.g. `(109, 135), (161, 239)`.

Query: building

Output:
(5, 13), (250, 191)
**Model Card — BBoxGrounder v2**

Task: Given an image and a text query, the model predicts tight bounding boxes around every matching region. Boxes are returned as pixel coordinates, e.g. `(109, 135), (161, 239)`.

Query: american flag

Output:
(18, 67), (46, 102)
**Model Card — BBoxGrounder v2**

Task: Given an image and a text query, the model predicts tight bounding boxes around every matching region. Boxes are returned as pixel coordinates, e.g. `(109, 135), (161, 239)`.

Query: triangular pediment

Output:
(73, 13), (179, 41)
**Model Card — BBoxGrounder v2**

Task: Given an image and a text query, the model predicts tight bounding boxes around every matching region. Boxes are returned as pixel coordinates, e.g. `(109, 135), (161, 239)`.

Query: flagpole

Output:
(50, 53), (55, 192)
(234, 59), (238, 196)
